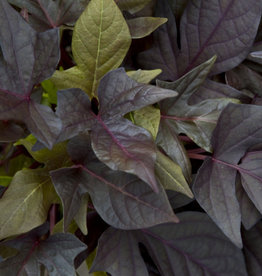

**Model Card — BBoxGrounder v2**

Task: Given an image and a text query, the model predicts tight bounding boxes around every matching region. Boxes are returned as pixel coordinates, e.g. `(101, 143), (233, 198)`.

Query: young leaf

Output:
(132, 105), (160, 140)
(56, 69), (178, 191)
(243, 221), (262, 276)
(127, 69), (162, 84)
(193, 103), (262, 247)
(91, 212), (248, 276)
(155, 150), (193, 198)
(50, 134), (178, 231)
(0, 223), (87, 275)
(158, 56), (238, 152)
(52, 0), (131, 98)
(0, 0), (61, 149)
(8, 0), (85, 31)
(127, 17), (167, 39)
(0, 169), (58, 240)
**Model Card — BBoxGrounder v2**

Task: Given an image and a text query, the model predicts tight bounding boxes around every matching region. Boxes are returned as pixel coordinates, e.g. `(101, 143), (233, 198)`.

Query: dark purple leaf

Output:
(226, 64), (262, 97)
(91, 117), (159, 191)
(98, 68), (178, 119)
(138, 0), (179, 81)
(178, 0), (262, 76)
(156, 119), (192, 182)
(236, 175), (262, 230)
(50, 134), (178, 231)
(8, 0), (85, 31)
(193, 103), (262, 247)
(238, 151), (262, 214)
(158, 57), (236, 151)
(189, 79), (252, 105)
(92, 212), (248, 276)
(56, 69), (177, 190)
(0, 223), (87, 276)
(243, 221), (262, 276)
(0, 0), (61, 149)
(139, 0), (262, 79)
(0, 121), (27, 142)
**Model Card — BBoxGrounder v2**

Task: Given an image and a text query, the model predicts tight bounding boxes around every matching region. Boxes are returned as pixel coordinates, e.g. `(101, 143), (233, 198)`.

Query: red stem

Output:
(188, 153), (207, 160)
(49, 205), (56, 234)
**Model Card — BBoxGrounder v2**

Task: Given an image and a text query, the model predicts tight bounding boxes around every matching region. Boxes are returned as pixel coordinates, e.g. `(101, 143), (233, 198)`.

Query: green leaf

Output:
(155, 150), (193, 198)
(41, 79), (58, 105)
(127, 69), (162, 84)
(0, 169), (58, 239)
(52, 0), (131, 98)
(15, 134), (72, 170)
(117, 0), (152, 14)
(127, 17), (167, 39)
(74, 193), (89, 235)
(132, 105), (160, 140)
(0, 176), (12, 187)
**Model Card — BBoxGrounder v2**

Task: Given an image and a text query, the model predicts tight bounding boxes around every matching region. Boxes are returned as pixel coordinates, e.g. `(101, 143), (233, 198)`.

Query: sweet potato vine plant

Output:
(0, 0), (262, 275)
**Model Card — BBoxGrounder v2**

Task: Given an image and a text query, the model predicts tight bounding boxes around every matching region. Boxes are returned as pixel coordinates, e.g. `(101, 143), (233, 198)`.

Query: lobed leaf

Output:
(193, 103), (262, 247)
(91, 212), (248, 276)
(8, 0), (85, 31)
(0, 224), (87, 275)
(50, 134), (178, 231)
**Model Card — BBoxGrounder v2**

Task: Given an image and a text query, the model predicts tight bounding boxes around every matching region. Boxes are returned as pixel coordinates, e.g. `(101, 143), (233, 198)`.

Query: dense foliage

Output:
(0, 0), (262, 275)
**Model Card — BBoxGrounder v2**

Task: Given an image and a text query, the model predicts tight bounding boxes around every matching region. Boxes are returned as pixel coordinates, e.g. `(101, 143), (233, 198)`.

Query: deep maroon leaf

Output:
(158, 57), (236, 152)
(139, 0), (262, 79)
(98, 68), (178, 119)
(92, 212), (248, 276)
(243, 221), (262, 276)
(8, 0), (85, 31)
(50, 134), (178, 231)
(236, 175), (262, 230)
(238, 150), (262, 214)
(0, 223), (87, 276)
(0, 0), (61, 149)
(0, 121), (27, 142)
(193, 103), (262, 247)
(178, 0), (262, 76)
(56, 69), (177, 190)
(138, 0), (179, 81)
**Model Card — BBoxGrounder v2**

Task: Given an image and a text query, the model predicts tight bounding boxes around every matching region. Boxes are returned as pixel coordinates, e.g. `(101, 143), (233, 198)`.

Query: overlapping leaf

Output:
(117, 0), (151, 14)
(56, 68), (177, 191)
(91, 212), (247, 276)
(0, 223), (87, 276)
(127, 17), (167, 39)
(50, 134), (178, 231)
(243, 221), (262, 276)
(139, 0), (262, 79)
(158, 56), (238, 152)
(0, 0), (61, 149)
(51, 0), (131, 98)
(193, 103), (262, 247)
(8, 0), (85, 31)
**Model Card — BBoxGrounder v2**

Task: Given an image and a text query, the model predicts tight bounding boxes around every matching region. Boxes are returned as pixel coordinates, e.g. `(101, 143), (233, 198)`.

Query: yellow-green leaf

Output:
(127, 17), (167, 39)
(117, 0), (152, 14)
(15, 135), (72, 170)
(133, 105), (160, 140)
(41, 79), (58, 104)
(70, 0), (131, 97)
(50, 67), (88, 97)
(86, 249), (107, 276)
(53, 219), (78, 234)
(74, 194), (89, 235)
(127, 69), (162, 84)
(0, 176), (12, 187)
(155, 150), (193, 198)
(0, 169), (59, 239)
